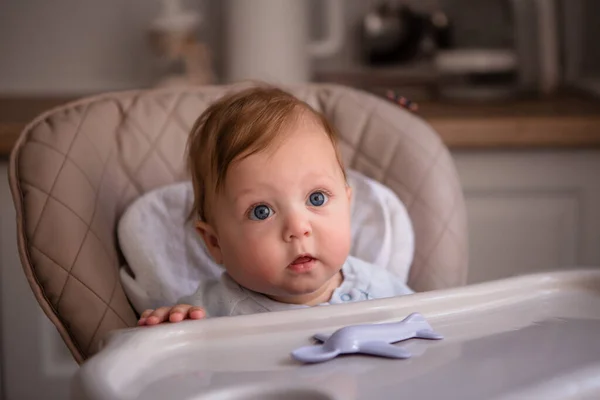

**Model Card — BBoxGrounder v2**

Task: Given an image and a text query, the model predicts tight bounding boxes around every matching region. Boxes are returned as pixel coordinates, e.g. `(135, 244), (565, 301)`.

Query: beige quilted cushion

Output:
(9, 84), (467, 363)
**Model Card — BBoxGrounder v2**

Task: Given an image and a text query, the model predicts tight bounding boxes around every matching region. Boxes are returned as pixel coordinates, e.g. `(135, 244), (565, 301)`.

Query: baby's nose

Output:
(283, 212), (312, 241)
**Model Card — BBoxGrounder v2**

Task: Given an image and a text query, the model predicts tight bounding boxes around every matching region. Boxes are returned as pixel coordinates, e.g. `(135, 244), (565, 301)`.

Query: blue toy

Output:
(291, 312), (443, 363)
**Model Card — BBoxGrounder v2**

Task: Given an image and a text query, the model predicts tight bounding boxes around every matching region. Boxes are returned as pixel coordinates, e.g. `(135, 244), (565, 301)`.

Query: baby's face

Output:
(201, 116), (352, 305)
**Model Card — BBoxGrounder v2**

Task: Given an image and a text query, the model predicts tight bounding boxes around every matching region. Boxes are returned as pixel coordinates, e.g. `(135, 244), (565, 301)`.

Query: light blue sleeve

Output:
(348, 256), (415, 298)
(371, 267), (414, 296)
(178, 280), (219, 317)
(178, 275), (251, 318)
(389, 274), (415, 295)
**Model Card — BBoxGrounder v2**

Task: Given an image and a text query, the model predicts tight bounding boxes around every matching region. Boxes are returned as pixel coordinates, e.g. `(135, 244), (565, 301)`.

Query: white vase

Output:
(223, 0), (344, 84)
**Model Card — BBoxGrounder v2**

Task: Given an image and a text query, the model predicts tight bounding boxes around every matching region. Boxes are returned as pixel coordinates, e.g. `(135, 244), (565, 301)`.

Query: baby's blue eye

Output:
(249, 204), (272, 220)
(308, 191), (328, 207)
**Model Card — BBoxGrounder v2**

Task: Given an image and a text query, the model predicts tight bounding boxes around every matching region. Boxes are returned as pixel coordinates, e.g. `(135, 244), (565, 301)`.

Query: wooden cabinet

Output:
(453, 150), (600, 283)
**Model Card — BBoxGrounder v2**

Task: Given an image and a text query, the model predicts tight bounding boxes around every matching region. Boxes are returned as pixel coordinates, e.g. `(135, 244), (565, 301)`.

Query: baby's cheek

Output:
(331, 233), (352, 263)
(319, 217), (351, 262)
(234, 247), (283, 291)
(241, 236), (282, 270)
(224, 244), (273, 288)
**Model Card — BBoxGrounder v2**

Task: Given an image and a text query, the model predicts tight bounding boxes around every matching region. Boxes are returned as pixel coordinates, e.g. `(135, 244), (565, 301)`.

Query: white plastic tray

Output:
(72, 270), (600, 400)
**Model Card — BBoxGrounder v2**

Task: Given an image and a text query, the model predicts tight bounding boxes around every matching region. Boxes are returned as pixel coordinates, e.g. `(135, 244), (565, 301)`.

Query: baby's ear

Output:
(345, 185), (352, 203)
(195, 221), (223, 264)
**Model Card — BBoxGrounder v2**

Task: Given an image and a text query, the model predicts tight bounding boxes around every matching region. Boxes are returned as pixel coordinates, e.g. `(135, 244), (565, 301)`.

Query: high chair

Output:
(8, 83), (468, 364)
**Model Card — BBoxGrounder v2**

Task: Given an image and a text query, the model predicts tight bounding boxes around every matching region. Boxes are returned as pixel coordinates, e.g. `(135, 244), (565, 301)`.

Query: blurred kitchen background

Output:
(0, 0), (599, 97)
(0, 0), (599, 398)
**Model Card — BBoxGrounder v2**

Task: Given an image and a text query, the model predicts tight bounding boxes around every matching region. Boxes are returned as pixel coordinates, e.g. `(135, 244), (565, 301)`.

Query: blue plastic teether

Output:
(291, 312), (443, 363)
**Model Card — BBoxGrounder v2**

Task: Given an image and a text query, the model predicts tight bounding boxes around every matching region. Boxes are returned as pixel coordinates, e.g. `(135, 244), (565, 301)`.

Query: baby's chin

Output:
(262, 284), (322, 299)
(263, 280), (338, 304)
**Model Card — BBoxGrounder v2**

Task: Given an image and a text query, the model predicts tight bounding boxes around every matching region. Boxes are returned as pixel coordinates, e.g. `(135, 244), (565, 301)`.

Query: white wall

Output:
(0, 0), (213, 94)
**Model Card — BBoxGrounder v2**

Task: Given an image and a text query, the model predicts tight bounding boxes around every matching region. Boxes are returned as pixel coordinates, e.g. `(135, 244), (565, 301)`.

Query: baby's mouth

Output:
(288, 254), (316, 273)
(291, 255), (314, 265)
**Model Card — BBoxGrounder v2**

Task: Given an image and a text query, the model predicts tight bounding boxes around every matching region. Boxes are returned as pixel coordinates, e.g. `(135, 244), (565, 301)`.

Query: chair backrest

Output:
(9, 84), (468, 363)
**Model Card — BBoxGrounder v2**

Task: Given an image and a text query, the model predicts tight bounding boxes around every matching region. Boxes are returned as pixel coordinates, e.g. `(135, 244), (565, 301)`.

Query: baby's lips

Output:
(291, 255), (314, 265)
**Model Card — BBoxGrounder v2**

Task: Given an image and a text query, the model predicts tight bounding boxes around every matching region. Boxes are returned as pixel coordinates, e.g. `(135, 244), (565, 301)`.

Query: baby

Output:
(138, 86), (413, 326)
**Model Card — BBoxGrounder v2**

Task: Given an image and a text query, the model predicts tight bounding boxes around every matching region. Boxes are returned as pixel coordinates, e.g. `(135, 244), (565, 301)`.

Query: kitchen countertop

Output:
(1, 93), (600, 157)
(420, 95), (600, 149)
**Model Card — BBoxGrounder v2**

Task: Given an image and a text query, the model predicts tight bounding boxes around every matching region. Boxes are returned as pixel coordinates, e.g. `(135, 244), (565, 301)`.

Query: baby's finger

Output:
(145, 307), (172, 325)
(137, 309), (155, 326)
(188, 307), (206, 320)
(169, 304), (192, 322)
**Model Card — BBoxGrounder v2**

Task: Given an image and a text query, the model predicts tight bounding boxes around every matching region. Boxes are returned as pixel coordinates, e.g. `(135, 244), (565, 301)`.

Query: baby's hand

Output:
(138, 304), (206, 326)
